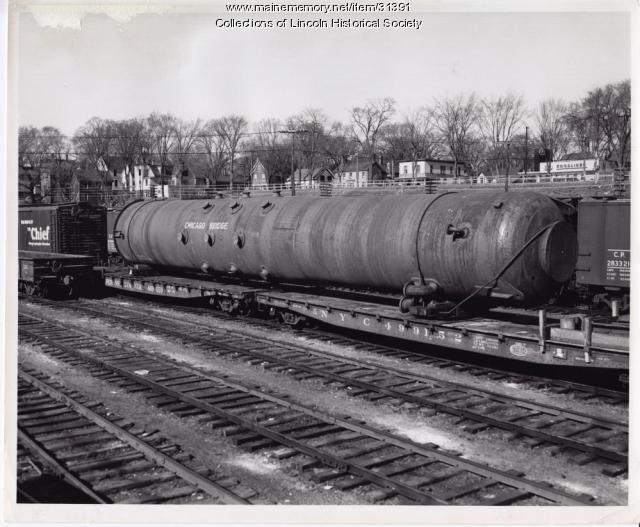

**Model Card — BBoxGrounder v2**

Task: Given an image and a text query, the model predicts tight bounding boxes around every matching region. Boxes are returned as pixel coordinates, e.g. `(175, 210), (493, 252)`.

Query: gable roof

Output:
(398, 158), (462, 165)
(250, 158), (266, 175)
(337, 161), (388, 174)
(561, 152), (594, 161)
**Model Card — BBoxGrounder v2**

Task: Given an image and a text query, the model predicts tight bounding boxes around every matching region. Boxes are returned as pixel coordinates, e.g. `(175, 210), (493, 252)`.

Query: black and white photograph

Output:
(2, 0), (637, 523)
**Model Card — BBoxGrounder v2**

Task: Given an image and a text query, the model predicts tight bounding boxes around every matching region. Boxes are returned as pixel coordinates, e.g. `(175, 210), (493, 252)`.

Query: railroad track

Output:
(18, 313), (597, 505)
(104, 295), (630, 405)
(22, 299), (627, 476)
(17, 367), (258, 504)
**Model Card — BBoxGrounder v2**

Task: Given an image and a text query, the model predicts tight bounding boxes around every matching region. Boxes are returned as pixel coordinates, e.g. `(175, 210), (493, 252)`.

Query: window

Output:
(440, 165), (445, 174)
(403, 166), (408, 174)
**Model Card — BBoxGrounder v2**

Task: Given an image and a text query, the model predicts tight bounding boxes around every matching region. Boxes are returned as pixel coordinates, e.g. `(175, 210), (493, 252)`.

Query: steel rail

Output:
(80, 295), (631, 401)
(19, 294), (629, 403)
(19, 317), (595, 505)
(18, 427), (109, 504)
(36, 302), (627, 464)
(18, 369), (250, 505)
(97, 301), (628, 428)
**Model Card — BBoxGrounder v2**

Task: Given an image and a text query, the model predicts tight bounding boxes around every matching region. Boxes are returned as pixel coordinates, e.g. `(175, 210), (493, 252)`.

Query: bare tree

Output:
(536, 99), (570, 171)
(19, 126), (41, 167)
(249, 118), (289, 184)
(72, 117), (113, 170)
(214, 115), (248, 189)
(350, 97), (396, 162)
(111, 118), (147, 185)
(287, 108), (328, 174)
(321, 121), (352, 174)
(198, 119), (228, 186)
(565, 80), (630, 169)
(403, 108), (442, 180)
(146, 112), (177, 187)
(433, 94), (479, 177)
(609, 80), (631, 168)
(172, 118), (202, 181)
(479, 94), (527, 176)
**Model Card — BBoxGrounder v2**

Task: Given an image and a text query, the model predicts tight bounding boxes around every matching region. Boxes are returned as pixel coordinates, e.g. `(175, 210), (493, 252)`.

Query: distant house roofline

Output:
(397, 158), (466, 165)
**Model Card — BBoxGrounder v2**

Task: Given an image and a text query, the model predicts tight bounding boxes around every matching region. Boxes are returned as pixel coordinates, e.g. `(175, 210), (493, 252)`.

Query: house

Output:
(397, 159), (469, 181)
(73, 166), (114, 203)
(289, 167), (335, 189)
(335, 160), (387, 187)
(250, 159), (268, 188)
(19, 167), (43, 203)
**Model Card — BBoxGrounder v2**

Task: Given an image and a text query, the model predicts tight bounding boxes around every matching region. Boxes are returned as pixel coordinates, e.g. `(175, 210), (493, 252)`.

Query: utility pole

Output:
(290, 134), (295, 196)
(505, 141), (511, 192)
(524, 126), (529, 176)
(278, 129), (309, 197)
(497, 140), (511, 191)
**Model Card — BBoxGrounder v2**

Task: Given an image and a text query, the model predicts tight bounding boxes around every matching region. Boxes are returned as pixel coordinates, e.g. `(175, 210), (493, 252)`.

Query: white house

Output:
(250, 159), (268, 188)
(335, 160), (387, 187)
(397, 159), (468, 180)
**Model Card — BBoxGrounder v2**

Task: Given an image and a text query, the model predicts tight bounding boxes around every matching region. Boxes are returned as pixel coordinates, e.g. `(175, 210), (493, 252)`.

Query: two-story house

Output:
(335, 160), (387, 187)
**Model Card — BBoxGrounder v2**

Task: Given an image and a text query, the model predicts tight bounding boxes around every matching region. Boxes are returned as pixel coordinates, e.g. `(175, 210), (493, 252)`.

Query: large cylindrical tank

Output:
(114, 191), (577, 303)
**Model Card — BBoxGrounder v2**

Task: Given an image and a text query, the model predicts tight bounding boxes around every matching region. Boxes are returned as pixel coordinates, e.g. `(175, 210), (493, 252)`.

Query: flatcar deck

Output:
(104, 272), (264, 300)
(101, 272), (628, 371)
(257, 291), (628, 370)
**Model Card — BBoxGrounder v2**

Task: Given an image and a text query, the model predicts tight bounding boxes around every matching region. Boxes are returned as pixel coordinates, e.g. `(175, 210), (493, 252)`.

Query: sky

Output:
(15, 5), (631, 135)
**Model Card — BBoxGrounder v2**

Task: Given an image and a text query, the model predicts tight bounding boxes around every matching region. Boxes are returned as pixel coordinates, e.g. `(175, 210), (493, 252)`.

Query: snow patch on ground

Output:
(231, 454), (280, 475)
(20, 344), (62, 367)
(553, 479), (597, 497)
(137, 333), (160, 343)
(372, 414), (462, 451)
(502, 382), (521, 389)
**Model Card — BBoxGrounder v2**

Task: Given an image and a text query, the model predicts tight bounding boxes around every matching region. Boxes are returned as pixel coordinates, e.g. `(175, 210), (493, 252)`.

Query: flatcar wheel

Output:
(279, 311), (306, 328)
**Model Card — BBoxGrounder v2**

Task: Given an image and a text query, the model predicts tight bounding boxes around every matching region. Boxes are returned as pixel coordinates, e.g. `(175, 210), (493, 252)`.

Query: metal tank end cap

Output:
(538, 222), (578, 282)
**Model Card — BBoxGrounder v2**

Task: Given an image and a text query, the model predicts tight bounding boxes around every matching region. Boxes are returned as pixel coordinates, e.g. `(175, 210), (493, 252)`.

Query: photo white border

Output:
(2, 0), (638, 524)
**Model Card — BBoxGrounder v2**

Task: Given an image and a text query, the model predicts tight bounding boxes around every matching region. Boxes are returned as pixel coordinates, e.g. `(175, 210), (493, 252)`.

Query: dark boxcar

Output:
(576, 199), (630, 289)
(18, 203), (107, 262)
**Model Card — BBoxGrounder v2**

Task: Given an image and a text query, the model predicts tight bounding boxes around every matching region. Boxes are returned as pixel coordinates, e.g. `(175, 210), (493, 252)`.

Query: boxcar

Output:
(18, 202), (107, 263)
(575, 199), (630, 309)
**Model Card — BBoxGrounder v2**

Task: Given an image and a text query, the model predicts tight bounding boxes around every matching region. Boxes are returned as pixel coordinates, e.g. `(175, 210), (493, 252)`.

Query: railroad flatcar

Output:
(114, 191), (577, 315)
(104, 191), (630, 370)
